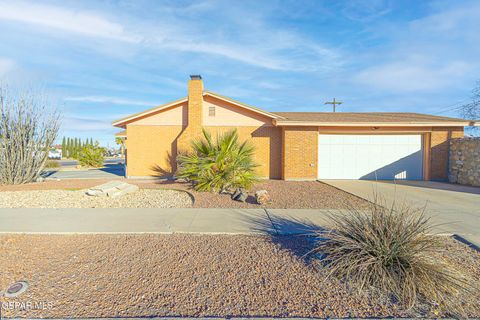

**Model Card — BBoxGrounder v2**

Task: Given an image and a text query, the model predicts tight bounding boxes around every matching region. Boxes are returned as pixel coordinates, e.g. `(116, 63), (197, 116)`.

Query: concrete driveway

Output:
(321, 180), (480, 247)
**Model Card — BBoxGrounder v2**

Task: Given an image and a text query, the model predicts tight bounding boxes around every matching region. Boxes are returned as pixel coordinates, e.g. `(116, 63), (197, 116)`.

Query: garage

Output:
(317, 134), (423, 180)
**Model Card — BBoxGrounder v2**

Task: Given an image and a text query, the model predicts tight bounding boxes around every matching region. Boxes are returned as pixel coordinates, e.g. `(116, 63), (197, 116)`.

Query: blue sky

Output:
(0, 0), (479, 146)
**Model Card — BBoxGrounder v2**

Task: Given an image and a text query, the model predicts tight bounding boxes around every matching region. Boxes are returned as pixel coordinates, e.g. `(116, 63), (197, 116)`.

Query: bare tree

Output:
(461, 80), (480, 121)
(0, 87), (61, 184)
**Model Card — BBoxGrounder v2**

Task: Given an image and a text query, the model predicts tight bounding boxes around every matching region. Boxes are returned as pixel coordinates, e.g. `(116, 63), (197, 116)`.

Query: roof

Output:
(115, 130), (127, 138)
(272, 112), (477, 127)
(112, 92), (282, 128)
(112, 91), (476, 129)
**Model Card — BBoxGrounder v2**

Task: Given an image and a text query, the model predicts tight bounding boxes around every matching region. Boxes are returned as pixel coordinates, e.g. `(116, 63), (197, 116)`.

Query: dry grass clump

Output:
(45, 160), (60, 169)
(317, 197), (472, 316)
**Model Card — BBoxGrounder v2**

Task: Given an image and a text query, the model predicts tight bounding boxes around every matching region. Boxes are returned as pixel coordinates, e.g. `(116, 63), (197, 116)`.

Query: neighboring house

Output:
(113, 75), (477, 181)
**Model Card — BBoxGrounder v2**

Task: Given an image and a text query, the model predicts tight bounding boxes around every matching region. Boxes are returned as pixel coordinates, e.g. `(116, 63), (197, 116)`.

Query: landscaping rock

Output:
(86, 181), (139, 198)
(86, 189), (102, 196)
(449, 137), (480, 187)
(109, 184), (139, 198)
(1, 234), (479, 319)
(35, 177), (45, 183)
(232, 188), (247, 202)
(255, 189), (271, 205)
(231, 188), (241, 199)
(0, 189), (192, 208)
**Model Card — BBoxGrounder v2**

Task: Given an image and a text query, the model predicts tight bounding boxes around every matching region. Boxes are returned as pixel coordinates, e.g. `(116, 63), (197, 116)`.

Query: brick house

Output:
(113, 75), (476, 181)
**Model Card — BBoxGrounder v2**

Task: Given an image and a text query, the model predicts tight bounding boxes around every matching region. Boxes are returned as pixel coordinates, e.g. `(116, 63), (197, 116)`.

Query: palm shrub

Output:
(78, 142), (104, 168)
(316, 197), (470, 315)
(176, 129), (258, 192)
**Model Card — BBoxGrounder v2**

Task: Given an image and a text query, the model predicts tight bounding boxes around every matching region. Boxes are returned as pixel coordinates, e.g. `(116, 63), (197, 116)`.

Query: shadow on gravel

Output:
(245, 212), (327, 264)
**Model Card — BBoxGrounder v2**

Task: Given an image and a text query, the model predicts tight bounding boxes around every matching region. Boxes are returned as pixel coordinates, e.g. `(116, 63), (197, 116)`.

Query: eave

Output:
(272, 120), (477, 127)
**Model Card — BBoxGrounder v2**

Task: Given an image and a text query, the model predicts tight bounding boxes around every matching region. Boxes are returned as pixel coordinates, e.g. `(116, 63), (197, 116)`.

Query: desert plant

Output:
(44, 160), (60, 169)
(316, 197), (470, 315)
(78, 142), (104, 168)
(115, 137), (125, 156)
(62, 136), (94, 159)
(0, 86), (60, 184)
(176, 129), (258, 192)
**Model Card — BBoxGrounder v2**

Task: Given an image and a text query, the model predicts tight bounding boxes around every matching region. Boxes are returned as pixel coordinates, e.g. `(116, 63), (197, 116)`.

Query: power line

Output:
(433, 105), (465, 116)
(431, 98), (471, 115)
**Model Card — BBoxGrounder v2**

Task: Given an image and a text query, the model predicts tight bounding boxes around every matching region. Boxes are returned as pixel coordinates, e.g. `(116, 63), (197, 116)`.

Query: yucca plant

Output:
(176, 129), (258, 193)
(316, 196), (471, 316)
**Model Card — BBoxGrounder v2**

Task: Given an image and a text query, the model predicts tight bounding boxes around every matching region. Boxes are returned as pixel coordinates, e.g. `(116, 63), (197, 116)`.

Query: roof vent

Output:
(190, 75), (202, 80)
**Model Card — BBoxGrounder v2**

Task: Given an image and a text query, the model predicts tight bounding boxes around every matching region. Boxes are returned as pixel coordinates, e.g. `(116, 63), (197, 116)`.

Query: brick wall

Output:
(126, 125), (282, 179)
(430, 127), (464, 180)
(125, 123), (466, 181)
(126, 125), (183, 178)
(282, 127), (318, 180)
(177, 78), (203, 152)
(204, 126), (282, 179)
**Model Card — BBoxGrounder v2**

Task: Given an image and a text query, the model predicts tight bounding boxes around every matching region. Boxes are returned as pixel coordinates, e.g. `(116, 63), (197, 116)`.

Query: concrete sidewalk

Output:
(0, 208), (336, 235)
(0, 207), (471, 242)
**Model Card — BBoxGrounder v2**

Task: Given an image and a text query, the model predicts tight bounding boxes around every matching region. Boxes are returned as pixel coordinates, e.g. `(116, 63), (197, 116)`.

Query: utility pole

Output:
(325, 98), (343, 112)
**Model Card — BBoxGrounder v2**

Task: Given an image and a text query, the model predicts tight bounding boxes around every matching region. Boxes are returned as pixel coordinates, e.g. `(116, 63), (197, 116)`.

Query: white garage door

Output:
(318, 134), (423, 180)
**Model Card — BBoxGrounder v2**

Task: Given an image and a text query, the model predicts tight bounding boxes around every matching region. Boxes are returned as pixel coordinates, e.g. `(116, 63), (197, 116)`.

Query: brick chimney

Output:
(178, 75), (204, 151)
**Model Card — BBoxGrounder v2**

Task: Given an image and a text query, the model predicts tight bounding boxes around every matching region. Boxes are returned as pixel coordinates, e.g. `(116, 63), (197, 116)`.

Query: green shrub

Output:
(176, 129), (258, 193)
(45, 160), (60, 169)
(78, 143), (104, 168)
(316, 196), (470, 315)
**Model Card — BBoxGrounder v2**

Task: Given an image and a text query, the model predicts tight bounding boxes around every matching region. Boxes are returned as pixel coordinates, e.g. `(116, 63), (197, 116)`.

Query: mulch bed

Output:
(0, 234), (478, 318)
(0, 179), (368, 209)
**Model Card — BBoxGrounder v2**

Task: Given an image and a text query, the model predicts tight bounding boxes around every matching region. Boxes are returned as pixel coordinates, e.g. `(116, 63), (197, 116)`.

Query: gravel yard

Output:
(179, 180), (370, 209)
(0, 179), (368, 209)
(0, 189), (193, 208)
(0, 234), (478, 318)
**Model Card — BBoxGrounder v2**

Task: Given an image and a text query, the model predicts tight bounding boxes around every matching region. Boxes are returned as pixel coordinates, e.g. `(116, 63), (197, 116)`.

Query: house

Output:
(112, 75), (476, 181)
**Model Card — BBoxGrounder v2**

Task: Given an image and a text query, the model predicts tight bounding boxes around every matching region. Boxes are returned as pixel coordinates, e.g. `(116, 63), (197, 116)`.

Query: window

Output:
(208, 106), (216, 117)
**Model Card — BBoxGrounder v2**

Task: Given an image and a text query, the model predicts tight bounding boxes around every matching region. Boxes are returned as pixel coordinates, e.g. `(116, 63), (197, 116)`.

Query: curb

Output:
(453, 234), (480, 252)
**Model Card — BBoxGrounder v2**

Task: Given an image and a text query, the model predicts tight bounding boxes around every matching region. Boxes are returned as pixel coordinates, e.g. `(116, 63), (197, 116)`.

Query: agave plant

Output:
(176, 129), (258, 193)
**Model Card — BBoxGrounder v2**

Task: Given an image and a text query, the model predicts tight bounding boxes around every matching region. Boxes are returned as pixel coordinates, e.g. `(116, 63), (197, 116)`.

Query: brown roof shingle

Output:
(271, 112), (471, 125)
